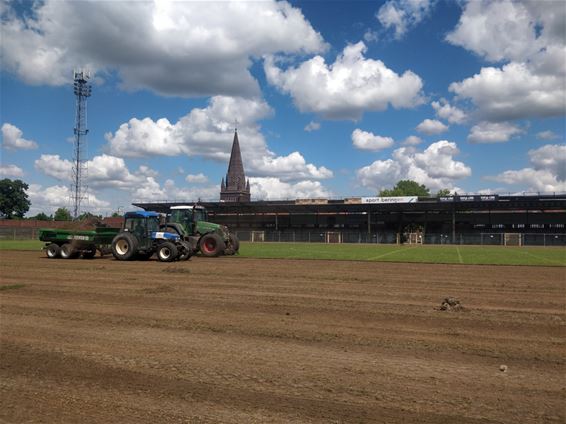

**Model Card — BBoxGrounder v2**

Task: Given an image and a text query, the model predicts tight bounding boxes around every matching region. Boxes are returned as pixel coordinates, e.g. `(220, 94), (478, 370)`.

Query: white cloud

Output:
(447, 0), (566, 122)
(34, 153), (163, 191)
(352, 129), (394, 151)
(250, 177), (332, 200)
(1, 123), (38, 150)
(489, 144), (566, 192)
(186, 173), (208, 184)
(468, 122), (524, 143)
(536, 130), (559, 141)
(446, 0), (543, 63)
(357, 140), (471, 191)
(304, 121), (321, 132)
(377, 0), (434, 39)
(26, 184), (110, 215)
(1, 0), (326, 97)
(34, 154), (72, 180)
(106, 96), (331, 182)
(416, 119), (448, 135)
(363, 29), (379, 43)
(0, 164), (24, 177)
(450, 63), (566, 121)
(402, 135), (422, 146)
(431, 99), (467, 124)
(132, 179), (219, 202)
(264, 41), (423, 120)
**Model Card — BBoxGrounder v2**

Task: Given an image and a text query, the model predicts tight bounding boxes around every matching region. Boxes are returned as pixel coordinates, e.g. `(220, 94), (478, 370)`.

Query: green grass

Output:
(1, 239), (564, 266)
(0, 240), (44, 250)
(239, 242), (566, 266)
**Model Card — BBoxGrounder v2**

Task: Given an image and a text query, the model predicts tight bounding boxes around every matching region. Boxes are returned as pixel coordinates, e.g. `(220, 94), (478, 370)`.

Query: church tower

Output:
(220, 130), (251, 202)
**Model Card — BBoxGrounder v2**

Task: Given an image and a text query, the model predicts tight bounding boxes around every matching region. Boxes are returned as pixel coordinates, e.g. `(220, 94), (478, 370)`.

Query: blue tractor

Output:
(111, 211), (192, 262)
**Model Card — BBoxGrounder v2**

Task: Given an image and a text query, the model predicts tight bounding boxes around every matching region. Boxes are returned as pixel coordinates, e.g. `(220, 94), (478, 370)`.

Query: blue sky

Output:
(0, 0), (564, 216)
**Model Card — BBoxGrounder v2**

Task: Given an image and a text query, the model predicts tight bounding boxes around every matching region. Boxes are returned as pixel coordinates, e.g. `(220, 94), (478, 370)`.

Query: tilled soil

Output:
(1, 251), (565, 423)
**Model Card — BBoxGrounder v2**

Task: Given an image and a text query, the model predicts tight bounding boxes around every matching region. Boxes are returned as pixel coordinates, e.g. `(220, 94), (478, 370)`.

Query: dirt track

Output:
(1, 251), (565, 423)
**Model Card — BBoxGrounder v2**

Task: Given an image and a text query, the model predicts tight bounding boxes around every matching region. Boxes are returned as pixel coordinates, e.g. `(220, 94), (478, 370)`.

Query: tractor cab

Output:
(169, 205), (215, 237)
(123, 211), (161, 249)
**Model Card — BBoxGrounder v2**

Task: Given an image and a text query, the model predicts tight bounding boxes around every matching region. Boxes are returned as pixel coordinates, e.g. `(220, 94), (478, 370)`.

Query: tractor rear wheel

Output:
(46, 243), (61, 259)
(157, 242), (178, 262)
(112, 233), (138, 261)
(199, 233), (225, 257)
(60, 243), (78, 259)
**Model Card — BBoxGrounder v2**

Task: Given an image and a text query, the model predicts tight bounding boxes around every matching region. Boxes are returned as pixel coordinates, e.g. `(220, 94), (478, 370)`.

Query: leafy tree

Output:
(54, 207), (72, 221)
(379, 180), (430, 197)
(33, 212), (52, 221)
(111, 211), (122, 218)
(436, 188), (452, 197)
(0, 179), (31, 218)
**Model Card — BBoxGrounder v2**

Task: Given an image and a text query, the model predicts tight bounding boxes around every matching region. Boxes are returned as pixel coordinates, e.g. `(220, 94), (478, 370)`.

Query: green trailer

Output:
(39, 227), (121, 259)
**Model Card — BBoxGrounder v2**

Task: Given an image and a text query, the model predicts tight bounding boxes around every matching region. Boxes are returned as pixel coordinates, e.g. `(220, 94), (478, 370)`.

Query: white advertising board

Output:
(361, 196), (418, 204)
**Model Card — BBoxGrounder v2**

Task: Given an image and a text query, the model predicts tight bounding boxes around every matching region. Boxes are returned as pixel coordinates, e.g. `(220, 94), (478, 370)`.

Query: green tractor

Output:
(161, 205), (239, 257)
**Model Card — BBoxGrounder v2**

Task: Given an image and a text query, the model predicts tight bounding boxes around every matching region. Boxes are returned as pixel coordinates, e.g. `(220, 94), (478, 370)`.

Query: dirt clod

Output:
(440, 297), (464, 311)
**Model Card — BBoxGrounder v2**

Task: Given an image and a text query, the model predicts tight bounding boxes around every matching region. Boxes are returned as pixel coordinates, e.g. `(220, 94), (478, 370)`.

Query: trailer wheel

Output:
(112, 233), (138, 261)
(199, 233), (225, 257)
(82, 246), (97, 259)
(60, 243), (78, 259)
(157, 242), (178, 262)
(46, 243), (61, 259)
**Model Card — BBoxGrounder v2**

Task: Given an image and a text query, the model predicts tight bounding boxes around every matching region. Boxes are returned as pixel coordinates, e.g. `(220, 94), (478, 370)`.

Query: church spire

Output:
(220, 129), (251, 202)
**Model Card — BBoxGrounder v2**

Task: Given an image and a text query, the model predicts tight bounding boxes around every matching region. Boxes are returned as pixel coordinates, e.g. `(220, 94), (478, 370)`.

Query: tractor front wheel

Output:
(225, 233), (240, 255)
(112, 233), (138, 261)
(46, 243), (61, 259)
(199, 233), (225, 257)
(178, 241), (192, 261)
(157, 242), (178, 262)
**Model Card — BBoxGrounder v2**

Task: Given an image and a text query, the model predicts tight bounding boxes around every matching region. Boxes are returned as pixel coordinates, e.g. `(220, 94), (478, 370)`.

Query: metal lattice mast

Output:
(71, 70), (91, 219)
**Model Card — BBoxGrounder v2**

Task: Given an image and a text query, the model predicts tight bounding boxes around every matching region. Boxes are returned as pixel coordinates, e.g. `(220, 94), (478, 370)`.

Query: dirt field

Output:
(1, 251), (565, 423)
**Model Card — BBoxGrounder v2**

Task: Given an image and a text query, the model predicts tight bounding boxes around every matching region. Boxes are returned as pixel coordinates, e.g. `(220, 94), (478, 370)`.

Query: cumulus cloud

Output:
(352, 129), (394, 151)
(468, 122), (524, 143)
(416, 119), (448, 135)
(1, 123), (38, 150)
(264, 41), (423, 120)
(250, 177), (332, 200)
(431, 99), (467, 124)
(186, 173), (208, 184)
(489, 144), (566, 192)
(447, 0), (566, 121)
(0, 164), (24, 177)
(402, 135), (422, 146)
(449, 63), (566, 121)
(357, 140), (471, 191)
(132, 179), (220, 202)
(304, 121), (321, 132)
(34, 153), (163, 191)
(536, 130), (559, 141)
(106, 96), (332, 182)
(377, 0), (435, 39)
(26, 184), (110, 215)
(1, 0), (325, 97)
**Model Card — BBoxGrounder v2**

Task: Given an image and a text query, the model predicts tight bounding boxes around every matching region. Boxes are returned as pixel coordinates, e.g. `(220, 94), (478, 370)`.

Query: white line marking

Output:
(456, 247), (463, 264)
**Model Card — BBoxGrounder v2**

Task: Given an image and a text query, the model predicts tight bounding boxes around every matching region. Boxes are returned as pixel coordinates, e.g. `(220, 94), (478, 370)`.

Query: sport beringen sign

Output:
(361, 196), (418, 204)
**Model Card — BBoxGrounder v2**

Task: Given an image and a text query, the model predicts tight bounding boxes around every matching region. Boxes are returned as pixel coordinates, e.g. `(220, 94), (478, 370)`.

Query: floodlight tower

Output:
(71, 70), (92, 219)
